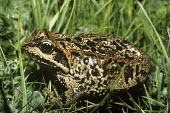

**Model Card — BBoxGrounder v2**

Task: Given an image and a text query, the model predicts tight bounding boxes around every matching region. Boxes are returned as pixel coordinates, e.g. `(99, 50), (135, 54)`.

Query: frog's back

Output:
(50, 33), (150, 92)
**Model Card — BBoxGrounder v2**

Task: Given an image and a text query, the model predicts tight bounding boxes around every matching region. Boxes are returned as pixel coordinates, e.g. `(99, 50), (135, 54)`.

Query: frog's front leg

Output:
(55, 74), (85, 107)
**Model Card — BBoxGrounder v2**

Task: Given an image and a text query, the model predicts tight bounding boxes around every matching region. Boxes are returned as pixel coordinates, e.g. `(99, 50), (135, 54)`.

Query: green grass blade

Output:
(42, 0), (50, 28)
(18, 10), (27, 113)
(84, 0), (112, 27)
(49, 0), (70, 32)
(138, 2), (170, 66)
(63, 0), (76, 34)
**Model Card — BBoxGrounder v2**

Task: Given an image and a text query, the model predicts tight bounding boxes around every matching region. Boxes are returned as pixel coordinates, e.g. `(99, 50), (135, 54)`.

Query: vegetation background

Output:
(0, 0), (170, 112)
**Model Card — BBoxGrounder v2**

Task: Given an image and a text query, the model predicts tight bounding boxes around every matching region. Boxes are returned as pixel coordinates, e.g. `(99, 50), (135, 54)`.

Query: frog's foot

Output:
(56, 88), (84, 107)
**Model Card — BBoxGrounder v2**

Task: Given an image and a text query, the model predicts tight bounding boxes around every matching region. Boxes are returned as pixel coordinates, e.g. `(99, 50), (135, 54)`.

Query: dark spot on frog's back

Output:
(116, 45), (123, 50)
(107, 58), (113, 63)
(74, 37), (82, 42)
(124, 54), (134, 60)
(86, 72), (91, 80)
(91, 68), (99, 76)
(83, 57), (89, 65)
(72, 51), (81, 57)
(82, 45), (90, 50)
(107, 50), (116, 56)
(86, 40), (96, 46)
(124, 65), (134, 84)
(103, 69), (110, 77)
(65, 38), (72, 41)
(90, 63), (96, 69)
(98, 48), (105, 54)
(93, 37), (108, 41)
(91, 47), (96, 52)
(74, 42), (82, 48)
(91, 80), (95, 86)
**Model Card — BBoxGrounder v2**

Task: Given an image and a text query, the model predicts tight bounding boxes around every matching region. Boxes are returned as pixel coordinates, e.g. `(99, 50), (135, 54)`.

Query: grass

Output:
(0, 0), (170, 112)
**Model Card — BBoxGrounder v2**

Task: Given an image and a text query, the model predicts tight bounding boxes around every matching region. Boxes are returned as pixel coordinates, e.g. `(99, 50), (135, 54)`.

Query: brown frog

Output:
(23, 29), (150, 107)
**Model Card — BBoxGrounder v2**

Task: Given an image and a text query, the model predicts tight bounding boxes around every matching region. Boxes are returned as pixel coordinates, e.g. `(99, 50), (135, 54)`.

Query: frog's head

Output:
(23, 29), (69, 73)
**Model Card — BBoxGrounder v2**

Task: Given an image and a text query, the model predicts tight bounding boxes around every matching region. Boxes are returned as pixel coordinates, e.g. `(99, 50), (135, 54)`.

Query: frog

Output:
(22, 29), (150, 107)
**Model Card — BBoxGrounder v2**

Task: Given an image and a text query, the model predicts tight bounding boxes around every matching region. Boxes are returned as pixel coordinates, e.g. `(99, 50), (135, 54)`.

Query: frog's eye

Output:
(40, 40), (53, 53)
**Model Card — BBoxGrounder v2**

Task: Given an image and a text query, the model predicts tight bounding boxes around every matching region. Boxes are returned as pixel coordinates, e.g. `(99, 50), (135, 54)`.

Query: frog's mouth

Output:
(23, 46), (70, 74)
